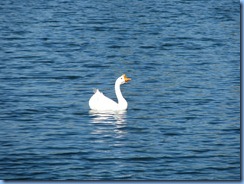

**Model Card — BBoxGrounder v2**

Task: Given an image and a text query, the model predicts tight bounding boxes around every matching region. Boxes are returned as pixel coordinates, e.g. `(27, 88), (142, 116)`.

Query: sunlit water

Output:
(0, 0), (240, 180)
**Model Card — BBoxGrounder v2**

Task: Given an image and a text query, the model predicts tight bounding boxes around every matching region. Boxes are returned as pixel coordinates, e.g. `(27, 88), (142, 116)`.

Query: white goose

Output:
(89, 74), (131, 111)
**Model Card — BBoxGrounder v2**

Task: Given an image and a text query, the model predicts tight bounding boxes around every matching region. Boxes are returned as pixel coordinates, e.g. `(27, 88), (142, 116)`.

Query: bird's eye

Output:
(121, 77), (123, 79)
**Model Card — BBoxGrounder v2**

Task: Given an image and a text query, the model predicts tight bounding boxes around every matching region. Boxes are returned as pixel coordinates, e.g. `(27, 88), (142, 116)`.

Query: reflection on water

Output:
(89, 110), (127, 124)
(89, 110), (127, 138)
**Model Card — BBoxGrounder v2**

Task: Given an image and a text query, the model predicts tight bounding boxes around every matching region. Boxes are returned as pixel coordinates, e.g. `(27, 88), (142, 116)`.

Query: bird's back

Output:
(89, 89), (118, 110)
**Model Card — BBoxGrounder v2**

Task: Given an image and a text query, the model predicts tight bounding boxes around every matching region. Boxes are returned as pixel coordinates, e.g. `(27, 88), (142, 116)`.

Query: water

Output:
(0, 0), (240, 180)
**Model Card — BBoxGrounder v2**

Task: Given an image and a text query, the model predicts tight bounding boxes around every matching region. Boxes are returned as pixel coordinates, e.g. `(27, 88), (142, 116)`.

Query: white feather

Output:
(88, 74), (131, 111)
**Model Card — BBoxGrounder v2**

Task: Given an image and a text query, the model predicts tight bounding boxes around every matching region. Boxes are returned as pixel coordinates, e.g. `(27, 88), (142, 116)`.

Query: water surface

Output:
(0, 0), (240, 180)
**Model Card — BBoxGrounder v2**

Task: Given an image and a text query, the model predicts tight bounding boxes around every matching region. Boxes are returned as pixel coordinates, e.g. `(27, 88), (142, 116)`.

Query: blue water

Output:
(0, 0), (240, 180)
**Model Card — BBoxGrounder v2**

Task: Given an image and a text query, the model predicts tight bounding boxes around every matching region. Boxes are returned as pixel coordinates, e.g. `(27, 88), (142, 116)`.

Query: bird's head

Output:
(117, 74), (131, 85)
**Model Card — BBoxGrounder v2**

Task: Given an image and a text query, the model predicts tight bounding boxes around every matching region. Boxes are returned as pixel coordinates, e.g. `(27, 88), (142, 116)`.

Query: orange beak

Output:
(123, 74), (131, 83)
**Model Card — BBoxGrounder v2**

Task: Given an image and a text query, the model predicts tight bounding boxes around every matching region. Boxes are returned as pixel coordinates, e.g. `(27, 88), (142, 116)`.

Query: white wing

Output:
(89, 89), (118, 110)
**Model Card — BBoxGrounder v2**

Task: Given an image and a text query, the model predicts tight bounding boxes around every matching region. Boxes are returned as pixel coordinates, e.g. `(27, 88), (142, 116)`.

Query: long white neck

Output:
(115, 81), (128, 110)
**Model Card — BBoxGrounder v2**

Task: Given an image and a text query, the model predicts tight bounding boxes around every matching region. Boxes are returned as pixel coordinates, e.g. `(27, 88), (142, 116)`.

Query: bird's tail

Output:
(93, 88), (98, 93)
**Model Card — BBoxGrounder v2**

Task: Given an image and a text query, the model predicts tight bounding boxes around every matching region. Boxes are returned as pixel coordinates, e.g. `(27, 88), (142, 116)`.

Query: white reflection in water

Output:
(89, 110), (127, 124)
(89, 110), (127, 137)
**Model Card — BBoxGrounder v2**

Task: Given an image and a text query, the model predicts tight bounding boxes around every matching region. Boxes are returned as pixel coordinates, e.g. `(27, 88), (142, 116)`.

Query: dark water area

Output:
(0, 0), (240, 180)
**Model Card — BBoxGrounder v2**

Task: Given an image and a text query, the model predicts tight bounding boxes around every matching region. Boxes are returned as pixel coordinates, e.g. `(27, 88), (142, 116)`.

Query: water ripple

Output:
(0, 0), (240, 180)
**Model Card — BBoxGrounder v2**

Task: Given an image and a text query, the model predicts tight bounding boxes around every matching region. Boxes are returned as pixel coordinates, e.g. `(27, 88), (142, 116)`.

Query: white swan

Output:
(89, 74), (131, 111)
